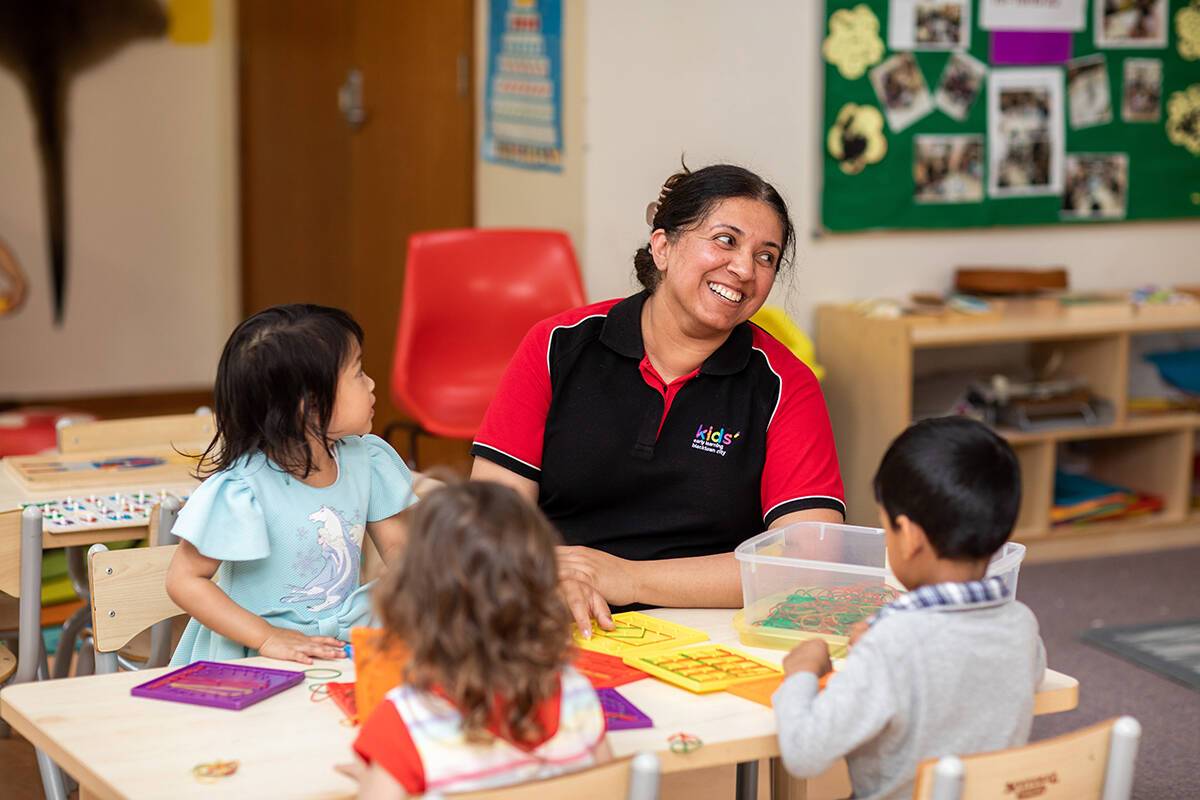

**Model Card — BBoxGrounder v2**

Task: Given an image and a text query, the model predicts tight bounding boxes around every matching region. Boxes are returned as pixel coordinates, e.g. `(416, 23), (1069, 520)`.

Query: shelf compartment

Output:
(1051, 430), (1195, 533)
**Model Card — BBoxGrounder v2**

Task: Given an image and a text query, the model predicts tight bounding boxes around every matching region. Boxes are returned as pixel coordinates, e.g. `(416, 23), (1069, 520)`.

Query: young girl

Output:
(350, 481), (609, 799)
(166, 304), (416, 665)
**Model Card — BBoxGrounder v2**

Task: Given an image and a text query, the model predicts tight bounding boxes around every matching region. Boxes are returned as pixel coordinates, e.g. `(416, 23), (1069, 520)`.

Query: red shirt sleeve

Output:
(353, 698), (425, 795)
(471, 319), (555, 481)
(757, 338), (846, 526)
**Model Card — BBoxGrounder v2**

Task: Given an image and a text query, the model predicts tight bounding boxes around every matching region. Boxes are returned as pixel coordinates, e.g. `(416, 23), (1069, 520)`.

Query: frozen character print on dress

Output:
(281, 505), (364, 613)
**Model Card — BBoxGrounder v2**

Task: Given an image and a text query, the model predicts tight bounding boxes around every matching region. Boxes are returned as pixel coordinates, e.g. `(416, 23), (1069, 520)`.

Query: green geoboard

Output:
(821, 0), (1200, 232)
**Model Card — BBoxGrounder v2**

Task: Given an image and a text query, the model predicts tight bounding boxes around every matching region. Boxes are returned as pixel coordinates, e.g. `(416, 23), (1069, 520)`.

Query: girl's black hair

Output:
(633, 163), (796, 292)
(197, 304), (364, 479)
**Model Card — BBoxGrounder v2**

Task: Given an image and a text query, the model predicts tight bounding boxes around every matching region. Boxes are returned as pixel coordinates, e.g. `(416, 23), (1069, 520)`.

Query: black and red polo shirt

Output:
(471, 291), (845, 562)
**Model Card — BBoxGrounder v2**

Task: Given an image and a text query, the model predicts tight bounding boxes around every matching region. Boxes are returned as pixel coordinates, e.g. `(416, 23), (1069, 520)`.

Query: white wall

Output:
(561, 1), (1197, 330)
(475, 0), (587, 261)
(0, 0), (238, 398)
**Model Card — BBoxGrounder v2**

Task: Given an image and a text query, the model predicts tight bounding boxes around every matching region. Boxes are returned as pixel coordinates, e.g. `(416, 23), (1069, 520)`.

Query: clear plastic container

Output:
(733, 521), (1025, 654)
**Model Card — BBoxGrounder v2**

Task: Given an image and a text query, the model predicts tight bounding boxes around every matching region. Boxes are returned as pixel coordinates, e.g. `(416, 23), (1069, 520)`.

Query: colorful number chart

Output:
(131, 661), (304, 710)
(573, 612), (708, 657)
(623, 645), (782, 694)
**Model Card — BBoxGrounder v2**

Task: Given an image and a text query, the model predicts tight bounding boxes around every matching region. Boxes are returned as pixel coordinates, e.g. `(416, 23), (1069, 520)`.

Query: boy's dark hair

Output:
(375, 480), (571, 745)
(633, 162), (795, 291)
(197, 304), (364, 479)
(873, 416), (1020, 560)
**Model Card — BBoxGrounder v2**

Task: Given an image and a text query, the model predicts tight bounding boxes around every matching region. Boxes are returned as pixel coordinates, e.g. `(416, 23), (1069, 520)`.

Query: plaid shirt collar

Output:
(870, 575), (1010, 627)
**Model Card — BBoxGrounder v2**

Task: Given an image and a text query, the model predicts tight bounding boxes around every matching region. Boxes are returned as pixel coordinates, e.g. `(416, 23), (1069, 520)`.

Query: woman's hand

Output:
(782, 639), (832, 679)
(556, 546), (639, 635)
(258, 627), (345, 664)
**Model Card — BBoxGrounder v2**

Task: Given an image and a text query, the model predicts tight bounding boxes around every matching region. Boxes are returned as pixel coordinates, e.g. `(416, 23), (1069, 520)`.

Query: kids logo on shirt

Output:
(692, 423), (741, 457)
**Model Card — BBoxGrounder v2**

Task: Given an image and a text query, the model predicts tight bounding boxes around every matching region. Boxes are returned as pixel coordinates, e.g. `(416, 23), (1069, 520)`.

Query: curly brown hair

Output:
(375, 480), (572, 744)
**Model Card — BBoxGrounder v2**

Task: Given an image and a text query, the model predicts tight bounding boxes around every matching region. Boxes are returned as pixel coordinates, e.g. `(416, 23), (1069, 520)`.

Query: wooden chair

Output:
(452, 752), (660, 800)
(87, 543), (184, 674)
(56, 411), (214, 453)
(913, 716), (1141, 800)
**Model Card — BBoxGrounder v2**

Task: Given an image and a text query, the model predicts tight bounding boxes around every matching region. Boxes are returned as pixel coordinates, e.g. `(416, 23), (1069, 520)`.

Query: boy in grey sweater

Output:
(773, 417), (1046, 800)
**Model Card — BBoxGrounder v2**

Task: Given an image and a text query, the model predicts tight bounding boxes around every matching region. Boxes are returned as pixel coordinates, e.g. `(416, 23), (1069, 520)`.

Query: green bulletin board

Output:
(821, 0), (1200, 232)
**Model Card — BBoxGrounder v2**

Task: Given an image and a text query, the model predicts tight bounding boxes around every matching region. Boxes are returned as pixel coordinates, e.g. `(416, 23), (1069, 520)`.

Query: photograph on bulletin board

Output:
(482, 0), (564, 172)
(820, 0), (1200, 232)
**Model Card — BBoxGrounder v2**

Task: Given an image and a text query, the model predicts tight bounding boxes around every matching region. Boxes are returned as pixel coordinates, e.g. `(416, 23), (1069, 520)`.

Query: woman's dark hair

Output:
(375, 480), (571, 745)
(633, 163), (795, 292)
(197, 304), (363, 479)
(873, 416), (1021, 560)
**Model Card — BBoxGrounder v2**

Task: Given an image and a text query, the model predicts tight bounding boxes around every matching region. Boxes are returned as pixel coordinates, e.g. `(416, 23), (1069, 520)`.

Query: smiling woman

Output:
(470, 164), (845, 633)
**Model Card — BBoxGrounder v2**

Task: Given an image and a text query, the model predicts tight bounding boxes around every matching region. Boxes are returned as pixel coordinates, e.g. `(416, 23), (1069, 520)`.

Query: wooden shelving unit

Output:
(816, 305), (1200, 560)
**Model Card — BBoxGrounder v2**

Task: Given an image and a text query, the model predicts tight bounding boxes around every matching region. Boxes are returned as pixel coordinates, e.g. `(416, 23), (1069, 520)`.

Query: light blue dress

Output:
(169, 434), (416, 666)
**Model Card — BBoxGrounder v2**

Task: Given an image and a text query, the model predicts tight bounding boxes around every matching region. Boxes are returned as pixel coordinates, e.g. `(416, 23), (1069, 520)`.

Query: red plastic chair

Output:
(388, 229), (586, 463)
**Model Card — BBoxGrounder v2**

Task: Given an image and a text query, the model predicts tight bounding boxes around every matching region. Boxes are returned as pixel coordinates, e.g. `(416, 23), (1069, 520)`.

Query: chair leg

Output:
(95, 650), (119, 675)
(15, 507), (44, 686)
(380, 419), (423, 469)
(51, 603), (90, 679)
(75, 634), (95, 677)
(36, 746), (68, 800)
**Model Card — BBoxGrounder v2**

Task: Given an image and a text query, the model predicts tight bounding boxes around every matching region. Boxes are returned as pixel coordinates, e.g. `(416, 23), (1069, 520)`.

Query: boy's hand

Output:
(258, 628), (344, 664)
(783, 639), (832, 678)
(849, 620), (870, 646)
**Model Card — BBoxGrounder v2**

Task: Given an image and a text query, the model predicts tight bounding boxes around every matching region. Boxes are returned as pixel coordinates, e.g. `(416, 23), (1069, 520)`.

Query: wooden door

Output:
(239, 1), (355, 313)
(239, 0), (475, 468)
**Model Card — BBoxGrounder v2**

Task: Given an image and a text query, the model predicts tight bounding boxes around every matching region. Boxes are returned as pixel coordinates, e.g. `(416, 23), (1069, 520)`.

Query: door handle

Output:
(338, 68), (366, 130)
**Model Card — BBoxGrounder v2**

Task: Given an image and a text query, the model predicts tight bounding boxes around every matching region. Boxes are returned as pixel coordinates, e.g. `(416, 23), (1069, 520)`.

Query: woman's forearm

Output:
(167, 573), (273, 650)
(626, 552), (743, 608)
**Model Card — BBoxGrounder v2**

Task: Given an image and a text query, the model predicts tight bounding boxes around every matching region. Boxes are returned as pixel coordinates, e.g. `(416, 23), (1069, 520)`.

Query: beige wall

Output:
(479, 0), (1199, 327)
(0, 0), (238, 399)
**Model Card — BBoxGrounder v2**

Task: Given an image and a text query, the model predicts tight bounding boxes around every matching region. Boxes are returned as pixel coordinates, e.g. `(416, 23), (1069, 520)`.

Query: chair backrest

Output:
(452, 752), (660, 800)
(391, 229), (586, 438)
(58, 412), (215, 454)
(87, 543), (183, 657)
(913, 716), (1141, 800)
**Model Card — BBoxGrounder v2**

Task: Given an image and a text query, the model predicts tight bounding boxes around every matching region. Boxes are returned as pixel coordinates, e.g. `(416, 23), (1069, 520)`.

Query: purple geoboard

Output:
(131, 661), (305, 710)
(596, 688), (653, 731)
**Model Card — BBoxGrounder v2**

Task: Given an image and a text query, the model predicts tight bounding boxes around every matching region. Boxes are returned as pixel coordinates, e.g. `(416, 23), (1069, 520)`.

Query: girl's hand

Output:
(848, 620), (870, 647)
(782, 639), (832, 678)
(258, 628), (345, 664)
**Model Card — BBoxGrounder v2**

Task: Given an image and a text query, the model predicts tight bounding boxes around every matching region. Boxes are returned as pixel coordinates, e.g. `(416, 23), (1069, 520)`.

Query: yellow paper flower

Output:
(1177, 3), (1200, 60)
(823, 4), (885, 81)
(1166, 84), (1200, 155)
(828, 103), (888, 175)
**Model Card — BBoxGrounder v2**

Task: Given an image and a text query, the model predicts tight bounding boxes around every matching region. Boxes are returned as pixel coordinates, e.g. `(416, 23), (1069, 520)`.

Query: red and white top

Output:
(353, 665), (606, 795)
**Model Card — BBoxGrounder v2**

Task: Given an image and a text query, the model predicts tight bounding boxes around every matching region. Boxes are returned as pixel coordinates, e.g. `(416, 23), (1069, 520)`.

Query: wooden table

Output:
(0, 608), (1078, 800)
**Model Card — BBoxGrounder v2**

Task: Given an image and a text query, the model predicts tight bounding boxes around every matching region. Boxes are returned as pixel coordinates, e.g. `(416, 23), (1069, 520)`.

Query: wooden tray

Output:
(2, 448), (200, 492)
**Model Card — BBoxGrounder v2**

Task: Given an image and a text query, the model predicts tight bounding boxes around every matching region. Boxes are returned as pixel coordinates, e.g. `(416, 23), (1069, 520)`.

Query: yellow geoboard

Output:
(622, 644), (782, 694)
(573, 612), (708, 656)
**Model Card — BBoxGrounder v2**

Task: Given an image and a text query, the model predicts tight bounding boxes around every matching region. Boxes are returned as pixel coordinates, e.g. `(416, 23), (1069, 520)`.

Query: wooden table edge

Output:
(1, 692), (123, 800)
